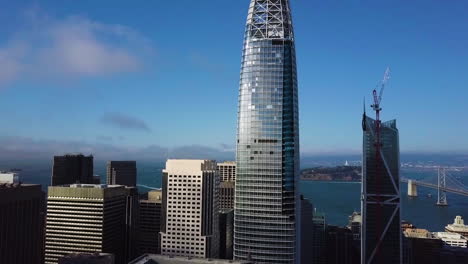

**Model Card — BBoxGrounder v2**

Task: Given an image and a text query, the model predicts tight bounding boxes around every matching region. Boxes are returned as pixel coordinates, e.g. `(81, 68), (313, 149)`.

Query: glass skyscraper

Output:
(234, 1), (299, 263)
(361, 115), (401, 264)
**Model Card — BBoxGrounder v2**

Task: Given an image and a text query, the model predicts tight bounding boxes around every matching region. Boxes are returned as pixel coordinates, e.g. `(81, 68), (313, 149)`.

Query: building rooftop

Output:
(129, 254), (249, 264)
(434, 232), (467, 240)
(404, 228), (435, 239)
(446, 216), (468, 233)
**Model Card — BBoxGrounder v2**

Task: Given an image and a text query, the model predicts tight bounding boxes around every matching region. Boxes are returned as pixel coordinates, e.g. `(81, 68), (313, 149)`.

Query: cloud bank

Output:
(0, 9), (152, 86)
(0, 136), (234, 162)
(100, 112), (151, 132)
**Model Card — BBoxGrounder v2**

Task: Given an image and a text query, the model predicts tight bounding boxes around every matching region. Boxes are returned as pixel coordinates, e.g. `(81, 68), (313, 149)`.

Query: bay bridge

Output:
(401, 168), (468, 206)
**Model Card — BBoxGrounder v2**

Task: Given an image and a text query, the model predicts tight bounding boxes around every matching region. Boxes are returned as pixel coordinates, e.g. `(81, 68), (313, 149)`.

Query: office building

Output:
(348, 211), (362, 242)
(326, 226), (359, 264)
(312, 212), (327, 264)
(138, 189), (162, 255)
(107, 161), (137, 187)
(44, 184), (130, 264)
(219, 209), (234, 260)
(219, 181), (235, 210)
(129, 254), (248, 264)
(403, 228), (443, 264)
(0, 183), (44, 264)
(160, 160), (219, 259)
(124, 187), (140, 262)
(300, 196), (314, 264)
(434, 232), (467, 248)
(51, 154), (93, 186)
(0, 171), (19, 183)
(58, 253), (114, 264)
(361, 114), (401, 263)
(217, 162), (236, 182)
(445, 216), (468, 237)
(234, 0), (300, 263)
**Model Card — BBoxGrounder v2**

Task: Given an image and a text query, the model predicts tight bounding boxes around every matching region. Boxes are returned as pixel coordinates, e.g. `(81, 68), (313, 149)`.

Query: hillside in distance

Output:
(301, 166), (362, 181)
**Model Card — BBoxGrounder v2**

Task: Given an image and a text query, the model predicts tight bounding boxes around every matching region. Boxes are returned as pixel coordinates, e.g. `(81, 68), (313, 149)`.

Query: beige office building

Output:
(160, 160), (219, 258)
(44, 184), (129, 264)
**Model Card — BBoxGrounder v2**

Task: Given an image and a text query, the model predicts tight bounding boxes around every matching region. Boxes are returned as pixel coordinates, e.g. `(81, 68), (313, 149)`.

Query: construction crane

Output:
(371, 67), (391, 122)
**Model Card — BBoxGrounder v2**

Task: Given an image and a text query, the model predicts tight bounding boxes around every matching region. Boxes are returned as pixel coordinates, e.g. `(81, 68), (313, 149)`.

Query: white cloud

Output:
(0, 10), (153, 86)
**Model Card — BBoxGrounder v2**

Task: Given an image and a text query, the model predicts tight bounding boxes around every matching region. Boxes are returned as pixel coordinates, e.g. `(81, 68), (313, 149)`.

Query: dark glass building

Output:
(138, 190), (162, 255)
(234, 0), (300, 263)
(51, 154), (93, 186)
(0, 184), (45, 264)
(361, 115), (401, 264)
(106, 161), (137, 187)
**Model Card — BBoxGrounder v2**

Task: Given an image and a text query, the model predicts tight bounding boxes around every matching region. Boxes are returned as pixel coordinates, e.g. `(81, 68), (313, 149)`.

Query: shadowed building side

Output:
(361, 116), (401, 264)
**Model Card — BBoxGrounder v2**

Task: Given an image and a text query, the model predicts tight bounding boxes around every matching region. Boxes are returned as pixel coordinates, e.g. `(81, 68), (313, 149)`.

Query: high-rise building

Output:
(160, 160), (219, 259)
(44, 184), (130, 264)
(300, 196), (314, 264)
(0, 183), (45, 264)
(138, 189), (162, 255)
(219, 181), (235, 210)
(51, 154), (93, 186)
(234, 0), (300, 263)
(107, 161), (137, 187)
(326, 226), (359, 264)
(217, 162), (236, 182)
(312, 212), (327, 264)
(361, 115), (401, 264)
(129, 254), (248, 264)
(219, 209), (234, 260)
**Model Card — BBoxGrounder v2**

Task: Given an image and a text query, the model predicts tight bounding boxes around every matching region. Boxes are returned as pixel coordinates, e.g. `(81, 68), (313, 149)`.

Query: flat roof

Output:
(129, 255), (249, 264)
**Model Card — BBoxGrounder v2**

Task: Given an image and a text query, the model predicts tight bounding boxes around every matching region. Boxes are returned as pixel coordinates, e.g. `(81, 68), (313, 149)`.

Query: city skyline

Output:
(1, 0), (468, 161)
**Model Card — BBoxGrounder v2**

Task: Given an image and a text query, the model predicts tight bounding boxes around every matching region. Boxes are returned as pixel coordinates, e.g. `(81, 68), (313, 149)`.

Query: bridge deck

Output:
(401, 178), (468, 196)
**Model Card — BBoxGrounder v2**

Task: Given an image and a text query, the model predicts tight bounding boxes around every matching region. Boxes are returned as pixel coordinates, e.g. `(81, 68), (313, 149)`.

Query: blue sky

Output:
(0, 0), (467, 160)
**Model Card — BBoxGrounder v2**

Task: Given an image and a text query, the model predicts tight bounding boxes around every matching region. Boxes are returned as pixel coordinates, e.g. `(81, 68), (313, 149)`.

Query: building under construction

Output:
(361, 69), (402, 264)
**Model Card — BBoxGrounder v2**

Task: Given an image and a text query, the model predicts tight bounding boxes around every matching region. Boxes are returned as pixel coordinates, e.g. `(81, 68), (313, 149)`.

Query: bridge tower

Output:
(408, 180), (418, 197)
(437, 167), (448, 206)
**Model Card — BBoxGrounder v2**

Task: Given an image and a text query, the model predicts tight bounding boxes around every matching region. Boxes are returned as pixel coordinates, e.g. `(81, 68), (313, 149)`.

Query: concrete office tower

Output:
(107, 161), (137, 187)
(217, 162), (236, 182)
(361, 115), (401, 264)
(44, 184), (130, 264)
(52, 154), (93, 185)
(58, 253), (115, 264)
(0, 184), (44, 264)
(234, 0), (300, 263)
(160, 160), (219, 259)
(138, 189), (162, 255)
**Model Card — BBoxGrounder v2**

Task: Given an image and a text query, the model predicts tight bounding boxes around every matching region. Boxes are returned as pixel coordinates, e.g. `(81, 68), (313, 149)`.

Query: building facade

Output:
(300, 196), (314, 264)
(44, 184), (129, 264)
(51, 154), (93, 186)
(219, 209), (234, 260)
(138, 189), (162, 255)
(160, 160), (219, 259)
(0, 184), (44, 264)
(106, 161), (137, 187)
(361, 116), (401, 264)
(234, 0), (300, 263)
(219, 181), (235, 210)
(217, 162), (236, 182)
(0, 172), (19, 183)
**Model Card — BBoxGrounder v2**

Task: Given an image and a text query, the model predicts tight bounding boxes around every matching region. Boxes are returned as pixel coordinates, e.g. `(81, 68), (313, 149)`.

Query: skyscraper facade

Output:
(361, 116), (401, 264)
(51, 154), (93, 186)
(160, 160), (220, 259)
(107, 161), (137, 187)
(234, 0), (300, 263)
(217, 162), (236, 182)
(138, 189), (162, 255)
(0, 184), (45, 264)
(44, 184), (129, 264)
